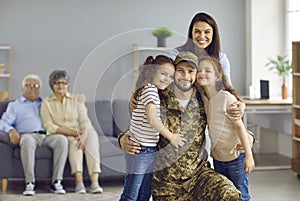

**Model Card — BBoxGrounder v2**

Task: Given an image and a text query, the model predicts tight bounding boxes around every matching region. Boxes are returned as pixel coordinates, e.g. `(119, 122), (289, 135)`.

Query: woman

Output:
(40, 70), (103, 194)
(175, 12), (248, 123)
(176, 12), (231, 85)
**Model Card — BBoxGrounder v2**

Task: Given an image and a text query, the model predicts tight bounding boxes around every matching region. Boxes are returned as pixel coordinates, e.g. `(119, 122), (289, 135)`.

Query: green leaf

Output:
(265, 55), (292, 77)
(151, 27), (172, 38)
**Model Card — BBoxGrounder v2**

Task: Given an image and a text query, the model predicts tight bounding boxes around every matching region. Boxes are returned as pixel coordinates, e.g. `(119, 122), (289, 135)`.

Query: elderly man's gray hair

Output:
(22, 74), (42, 87)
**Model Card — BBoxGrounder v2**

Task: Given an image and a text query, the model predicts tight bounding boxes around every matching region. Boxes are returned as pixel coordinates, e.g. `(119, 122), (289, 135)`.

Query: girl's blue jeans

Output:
(213, 153), (250, 201)
(119, 146), (157, 201)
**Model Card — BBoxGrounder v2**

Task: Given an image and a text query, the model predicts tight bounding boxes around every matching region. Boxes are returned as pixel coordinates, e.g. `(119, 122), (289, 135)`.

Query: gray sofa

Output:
(0, 99), (131, 192)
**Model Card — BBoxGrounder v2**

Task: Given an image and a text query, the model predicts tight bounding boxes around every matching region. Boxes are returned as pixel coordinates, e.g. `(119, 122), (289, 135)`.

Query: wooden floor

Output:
(249, 153), (300, 200)
(254, 153), (291, 170)
(249, 169), (300, 201)
(1, 169), (300, 201)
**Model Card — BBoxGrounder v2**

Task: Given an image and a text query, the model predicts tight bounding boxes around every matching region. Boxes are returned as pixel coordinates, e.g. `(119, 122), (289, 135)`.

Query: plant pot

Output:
(0, 63), (4, 74)
(156, 37), (166, 47)
(282, 82), (288, 99)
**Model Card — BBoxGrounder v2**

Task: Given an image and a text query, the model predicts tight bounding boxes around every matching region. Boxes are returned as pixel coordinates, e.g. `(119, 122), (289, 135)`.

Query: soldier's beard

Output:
(174, 79), (194, 92)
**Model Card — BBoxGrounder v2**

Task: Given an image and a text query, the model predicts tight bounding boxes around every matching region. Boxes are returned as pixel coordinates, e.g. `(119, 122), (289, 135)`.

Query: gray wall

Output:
(0, 0), (246, 101)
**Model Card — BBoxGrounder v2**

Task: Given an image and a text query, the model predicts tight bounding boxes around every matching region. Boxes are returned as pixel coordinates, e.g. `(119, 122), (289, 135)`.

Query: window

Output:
(286, 0), (300, 90)
(286, 0), (300, 55)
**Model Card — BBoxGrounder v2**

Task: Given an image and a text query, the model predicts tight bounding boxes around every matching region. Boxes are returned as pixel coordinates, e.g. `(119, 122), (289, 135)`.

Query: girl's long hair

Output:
(130, 55), (174, 111)
(199, 57), (240, 100)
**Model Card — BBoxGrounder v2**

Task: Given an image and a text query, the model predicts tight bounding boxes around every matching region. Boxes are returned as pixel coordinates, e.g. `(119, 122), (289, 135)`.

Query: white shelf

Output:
(293, 104), (300, 109)
(131, 46), (175, 55)
(0, 74), (11, 78)
(133, 46), (174, 50)
(0, 45), (12, 50)
(293, 72), (300, 76)
(132, 45), (176, 54)
(0, 44), (12, 100)
(293, 137), (300, 142)
(295, 119), (300, 126)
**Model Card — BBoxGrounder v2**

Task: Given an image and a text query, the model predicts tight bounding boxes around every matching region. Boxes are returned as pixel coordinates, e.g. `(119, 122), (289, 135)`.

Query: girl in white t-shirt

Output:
(196, 57), (255, 201)
(119, 55), (186, 201)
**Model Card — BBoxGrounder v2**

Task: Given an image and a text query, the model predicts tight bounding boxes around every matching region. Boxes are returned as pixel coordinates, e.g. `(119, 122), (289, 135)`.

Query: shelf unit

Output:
(0, 45), (12, 100)
(292, 41), (300, 173)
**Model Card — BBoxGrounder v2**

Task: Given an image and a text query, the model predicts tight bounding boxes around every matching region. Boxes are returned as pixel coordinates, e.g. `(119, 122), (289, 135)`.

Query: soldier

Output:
(119, 52), (252, 200)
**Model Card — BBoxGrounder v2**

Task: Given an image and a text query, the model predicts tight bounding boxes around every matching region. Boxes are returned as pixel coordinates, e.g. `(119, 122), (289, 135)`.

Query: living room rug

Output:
(0, 192), (121, 201)
(0, 177), (124, 201)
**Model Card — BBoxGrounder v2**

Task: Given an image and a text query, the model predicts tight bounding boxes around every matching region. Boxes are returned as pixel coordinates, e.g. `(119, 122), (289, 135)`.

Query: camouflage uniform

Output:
(151, 87), (241, 201)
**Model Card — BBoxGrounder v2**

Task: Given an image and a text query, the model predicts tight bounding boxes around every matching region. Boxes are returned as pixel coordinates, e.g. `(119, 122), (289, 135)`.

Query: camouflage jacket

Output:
(152, 86), (208, 196)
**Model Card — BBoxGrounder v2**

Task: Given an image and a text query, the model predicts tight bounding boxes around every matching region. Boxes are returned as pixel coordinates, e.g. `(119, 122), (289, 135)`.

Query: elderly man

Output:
(0, 74), (68, 196)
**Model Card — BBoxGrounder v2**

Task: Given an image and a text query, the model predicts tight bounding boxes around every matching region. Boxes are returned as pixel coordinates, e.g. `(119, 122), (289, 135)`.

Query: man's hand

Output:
(226, 100), (245, 121)
(120, 131), (141, 154)
(8, 129), (20, 145)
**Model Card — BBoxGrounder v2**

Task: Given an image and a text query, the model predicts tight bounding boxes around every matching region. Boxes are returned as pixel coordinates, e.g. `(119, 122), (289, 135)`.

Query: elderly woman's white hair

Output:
(21, 74), (42, 87)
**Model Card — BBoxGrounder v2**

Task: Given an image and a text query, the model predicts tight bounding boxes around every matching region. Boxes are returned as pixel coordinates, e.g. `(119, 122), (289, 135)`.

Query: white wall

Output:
(247, 0), (292, 158)
(0, 0), (292, 157)
(0, 0), (246, 101)
(247, 0), (289, 98)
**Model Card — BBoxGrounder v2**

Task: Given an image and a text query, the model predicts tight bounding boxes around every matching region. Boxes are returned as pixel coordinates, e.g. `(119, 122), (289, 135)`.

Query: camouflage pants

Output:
(152, 165), (241, 201)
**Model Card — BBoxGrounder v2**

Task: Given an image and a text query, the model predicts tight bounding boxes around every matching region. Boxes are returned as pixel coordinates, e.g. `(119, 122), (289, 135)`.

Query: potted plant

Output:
(152, 27), (172, 47)
(265, 55), (292, 99)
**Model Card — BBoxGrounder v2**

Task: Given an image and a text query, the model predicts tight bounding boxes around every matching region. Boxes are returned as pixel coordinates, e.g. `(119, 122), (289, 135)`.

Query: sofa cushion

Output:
(86, 101), (114, 137)
(0, 100), (11, 117)
(112, 99), (131, 137)
(99, 135), (125, 174)
(99, 135), (123, 158)
(0, 131), (12, 146)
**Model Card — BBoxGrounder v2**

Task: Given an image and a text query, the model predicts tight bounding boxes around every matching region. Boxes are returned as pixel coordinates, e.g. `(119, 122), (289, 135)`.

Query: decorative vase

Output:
(282, 78), (288, 99)
(156, 37), (166, 47)
(0, 63), (4, 74)
(0, 67), (4, 74)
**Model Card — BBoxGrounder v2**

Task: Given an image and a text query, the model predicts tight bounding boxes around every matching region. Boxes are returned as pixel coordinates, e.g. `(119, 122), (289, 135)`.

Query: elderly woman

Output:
(40, 70), (103, 194)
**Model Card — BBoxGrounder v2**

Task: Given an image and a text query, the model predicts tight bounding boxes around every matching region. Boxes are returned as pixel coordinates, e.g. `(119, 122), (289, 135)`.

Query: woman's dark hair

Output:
(49, 70), (69, 91)
(178, 12), (221, 59)
(198, 57), (240, 100)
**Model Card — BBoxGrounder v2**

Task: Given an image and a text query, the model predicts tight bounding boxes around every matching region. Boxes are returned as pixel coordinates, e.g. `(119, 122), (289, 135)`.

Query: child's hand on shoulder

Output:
(169, 133), (187, 148)
(74, 93), (86, 103)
